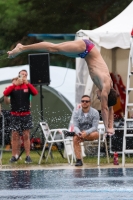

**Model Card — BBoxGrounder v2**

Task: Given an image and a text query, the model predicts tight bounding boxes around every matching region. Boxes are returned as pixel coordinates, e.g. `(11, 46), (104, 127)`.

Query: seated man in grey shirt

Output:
(66, 94), (99, 166)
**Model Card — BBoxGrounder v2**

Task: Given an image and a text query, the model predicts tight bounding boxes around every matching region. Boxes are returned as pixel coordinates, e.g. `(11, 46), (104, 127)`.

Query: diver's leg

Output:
(7, 40), (86, 58)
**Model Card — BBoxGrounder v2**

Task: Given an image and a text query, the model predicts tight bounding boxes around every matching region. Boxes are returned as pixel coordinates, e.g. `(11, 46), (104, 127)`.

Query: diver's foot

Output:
(7, 43), (23, 58)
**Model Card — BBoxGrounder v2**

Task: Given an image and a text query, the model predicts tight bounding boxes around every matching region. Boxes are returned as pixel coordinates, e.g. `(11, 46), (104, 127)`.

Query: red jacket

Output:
(3, 83), (38, 114)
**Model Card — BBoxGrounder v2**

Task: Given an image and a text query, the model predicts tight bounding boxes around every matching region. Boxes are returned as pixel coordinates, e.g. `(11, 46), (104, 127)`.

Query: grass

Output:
(1, 149), (133, 167)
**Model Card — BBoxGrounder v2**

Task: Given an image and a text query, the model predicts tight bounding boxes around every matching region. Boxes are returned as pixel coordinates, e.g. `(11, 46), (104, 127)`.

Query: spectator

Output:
(66, 95), (99, 166)
(3, 70), (38, 163)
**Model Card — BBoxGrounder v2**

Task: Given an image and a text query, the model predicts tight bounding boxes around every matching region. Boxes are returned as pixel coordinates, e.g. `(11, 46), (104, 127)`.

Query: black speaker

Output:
(28, 53), (50, 85)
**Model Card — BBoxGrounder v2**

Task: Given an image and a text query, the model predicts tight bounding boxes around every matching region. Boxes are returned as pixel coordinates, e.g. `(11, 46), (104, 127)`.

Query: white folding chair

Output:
(38, 122), (74, 165)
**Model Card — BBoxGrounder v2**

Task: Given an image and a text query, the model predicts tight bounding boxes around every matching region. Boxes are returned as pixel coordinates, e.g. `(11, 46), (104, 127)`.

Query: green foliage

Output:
(18, 0), (133, 32)
(0, 0), (21, 47)
(0, 0), (132, 67)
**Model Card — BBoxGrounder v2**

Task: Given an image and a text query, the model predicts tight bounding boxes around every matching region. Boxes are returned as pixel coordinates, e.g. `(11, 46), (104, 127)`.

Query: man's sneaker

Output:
(75, 159), (83, 166)
(64, 131), (75, 137)
(25, 156), (32, 164)
(9, 156), (17, 163)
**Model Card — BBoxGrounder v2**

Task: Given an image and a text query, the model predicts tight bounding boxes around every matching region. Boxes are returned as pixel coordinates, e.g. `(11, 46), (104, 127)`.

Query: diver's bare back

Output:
(85, 46), (112, 91)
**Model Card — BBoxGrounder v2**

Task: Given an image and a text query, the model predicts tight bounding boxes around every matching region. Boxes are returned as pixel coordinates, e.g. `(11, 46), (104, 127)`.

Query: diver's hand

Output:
(106, 128), (115, 136)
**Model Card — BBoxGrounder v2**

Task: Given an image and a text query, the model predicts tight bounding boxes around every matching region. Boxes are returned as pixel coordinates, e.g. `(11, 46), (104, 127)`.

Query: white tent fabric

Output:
(75, 2), (133, 108)
(0, 65), (76, 106)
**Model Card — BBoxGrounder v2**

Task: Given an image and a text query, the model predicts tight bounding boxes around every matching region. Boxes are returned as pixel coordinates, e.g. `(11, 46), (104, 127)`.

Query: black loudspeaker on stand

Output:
(29, 53), (50, 122)
(29, 53), (50, 85)
(17, 53), (50, 160)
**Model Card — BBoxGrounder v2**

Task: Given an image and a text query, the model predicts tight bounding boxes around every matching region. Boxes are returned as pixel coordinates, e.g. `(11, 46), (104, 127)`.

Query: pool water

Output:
(0, 168), (133, 200)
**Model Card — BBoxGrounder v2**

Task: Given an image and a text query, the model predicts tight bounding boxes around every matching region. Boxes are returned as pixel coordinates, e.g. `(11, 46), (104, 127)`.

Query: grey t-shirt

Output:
(73, 107), (99, 135)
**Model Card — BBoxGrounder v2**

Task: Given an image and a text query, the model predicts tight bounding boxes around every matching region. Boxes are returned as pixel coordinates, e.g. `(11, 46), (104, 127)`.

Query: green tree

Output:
(0, 0), (132, 68)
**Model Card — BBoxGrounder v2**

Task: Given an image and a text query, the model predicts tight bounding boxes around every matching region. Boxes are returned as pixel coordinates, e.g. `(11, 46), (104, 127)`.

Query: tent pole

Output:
(112, 48), (117, 73)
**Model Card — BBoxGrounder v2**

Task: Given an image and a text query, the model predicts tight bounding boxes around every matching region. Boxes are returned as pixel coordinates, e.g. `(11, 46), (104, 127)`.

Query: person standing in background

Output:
(3, 70), (38, 163)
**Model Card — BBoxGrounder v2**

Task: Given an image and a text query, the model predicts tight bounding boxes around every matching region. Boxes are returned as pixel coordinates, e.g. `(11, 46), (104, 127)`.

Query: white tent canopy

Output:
(75, 1), (133, 109)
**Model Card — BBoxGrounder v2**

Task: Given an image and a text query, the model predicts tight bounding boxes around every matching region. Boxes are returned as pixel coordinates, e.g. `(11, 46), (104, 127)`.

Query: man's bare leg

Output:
(73, 131), (99, 160)
(11, 131), (20, 157)
(14, 138), (21, 159)
(7, 40), (86, 58)
(23, 130), (30, 156)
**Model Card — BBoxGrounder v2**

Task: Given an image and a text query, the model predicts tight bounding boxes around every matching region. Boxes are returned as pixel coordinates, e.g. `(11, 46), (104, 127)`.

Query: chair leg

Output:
(97, 135), (101, 166)
(46, 143), (53, 162)
(70, 141), (76, 165)
(38, 141), (47, 164)
(80, 142), (84, 164)
(104, 137), (110, 163)
(64, 141), (71, 164)
(71, 140), (77, 165)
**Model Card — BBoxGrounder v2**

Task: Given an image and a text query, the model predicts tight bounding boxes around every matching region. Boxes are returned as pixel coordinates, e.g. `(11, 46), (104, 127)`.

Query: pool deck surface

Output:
(0, 162), (133, 171)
